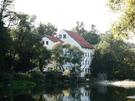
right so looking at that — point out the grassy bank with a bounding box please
[0,80,36,90]
[0,72,38,90]
[0,71,93,90]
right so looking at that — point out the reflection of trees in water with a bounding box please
[91,85,135,101]
[14,94,34,101]
[0,90,34,101]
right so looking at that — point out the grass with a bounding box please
[0,80,36,90]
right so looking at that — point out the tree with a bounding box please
[107,0,135,38]
[83,24,100,45]
[0,0,14,72]
[51,43,83,73]
[36,22,57,36]
[91,33,135,79]
[11,13,51,72]
[0,0,52,73]
[72,21,86,36]
[32,42,51,72]
[0,0,14,20]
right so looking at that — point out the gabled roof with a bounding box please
[46,35,63,43]
[64,30,94,49]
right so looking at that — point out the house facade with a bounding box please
[42,30,94,77]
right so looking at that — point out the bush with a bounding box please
[30,71,45,85]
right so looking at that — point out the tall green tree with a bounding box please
[0,0,14,72]
[91,34,135,79]
[11,13,51,72]
[36,22,57,36]
[83,24,100,45]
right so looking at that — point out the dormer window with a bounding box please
[46,41,48,45]
[63,34,66,39]
[59,34,62,39]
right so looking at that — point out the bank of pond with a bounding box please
[0,71,93,90]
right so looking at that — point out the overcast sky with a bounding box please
[14,0,119,33]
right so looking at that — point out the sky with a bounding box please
[14,0,119,33]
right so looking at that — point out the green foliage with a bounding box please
[0,0,51,73]
[30,71,46,84]
[91,34,135,79]
[36,22,57,36]
[52,43,83,73]
[10,13,51,72]
[107,0,135,38]
[0,0,13,72]
[10,81,36,90]
[0,80,36,90]
[83,32,100,45]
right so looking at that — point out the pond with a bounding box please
[1,82,135,101]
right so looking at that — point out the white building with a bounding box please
[42,30,94,77]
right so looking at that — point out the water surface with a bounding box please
[1,82,135,101]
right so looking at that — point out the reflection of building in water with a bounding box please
[62,88,74,101]
[33,93,62,101]
[43,93,62,101]
[62,87,91,101]
[33,87,91,101]
[80,87,91,101]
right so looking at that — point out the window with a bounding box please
[46,41,48,45]
[88,69,90,73]
[86,53,87,57]
[59,34,62,39]
[85,60,87,65]
[63,34,66,39]
[85,68,87,72]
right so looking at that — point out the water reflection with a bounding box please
[1,84,135,101]
[33,86,91,101]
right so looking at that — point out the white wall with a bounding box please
[80,87,91,101]
[80,48,93,77]
[57,30,94,77]
[42,37,55,50]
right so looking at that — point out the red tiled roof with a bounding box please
[64,30,94,49]
[46,35,63,43]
